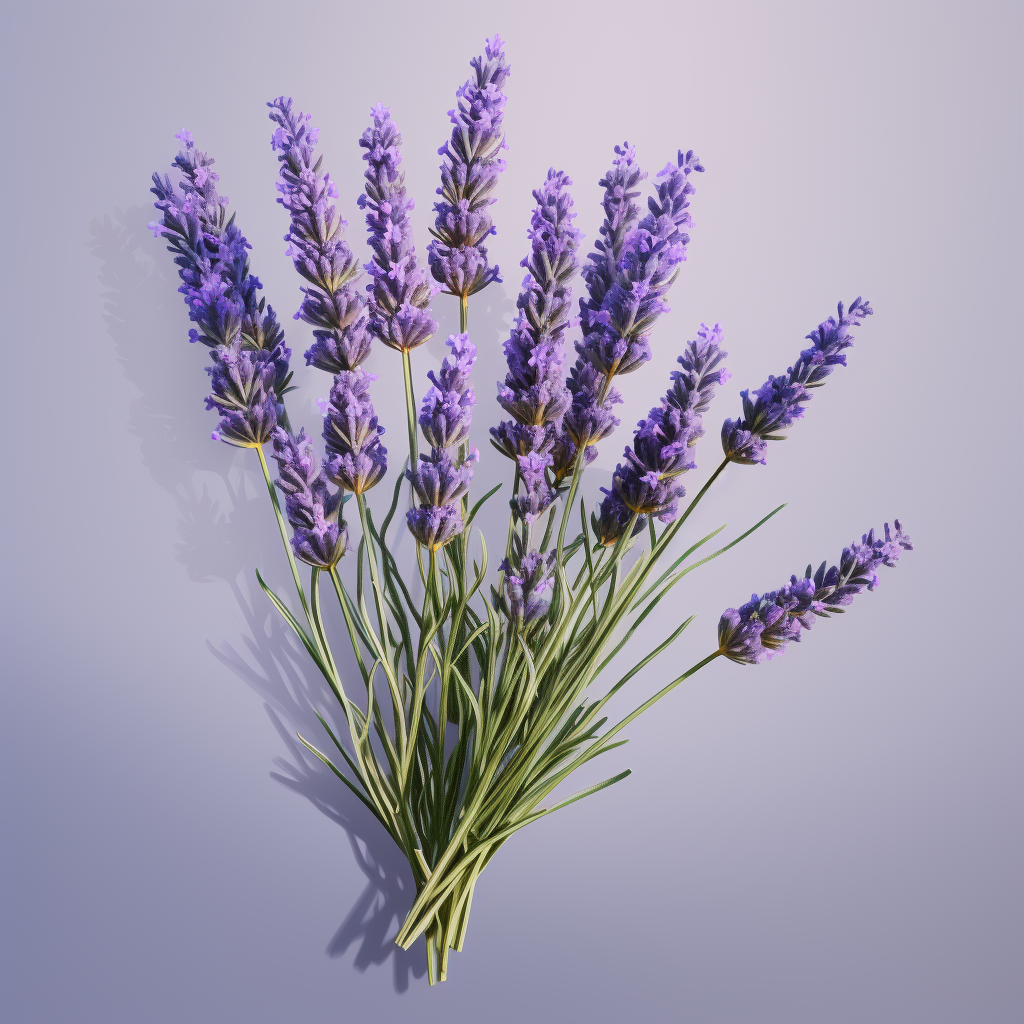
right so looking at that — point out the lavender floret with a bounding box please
[719,520,913,664]
[722,298,872,464]
[419,334,477,449]
[268,97,372,373]
[323,370,388,494]
[271,428,347,568]
[500,551,556,627]
[359,105,438,351]
[427,35,510,298]
[205,341,279,447]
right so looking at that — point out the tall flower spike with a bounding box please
[428,35,510,298]
[500,550,556,628]
[557,149,703,473]
[718,520,913,665]
[594,324,729,545]
[722,298,872,465]
[408,335,478,549]
[359,105,438,352]
[271,428,348,568]
[492,168,581,520]
[150,131,292,441]
[268,97,372,373]
[323,370,388,494]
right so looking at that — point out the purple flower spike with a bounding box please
[359,104,438,352]
[323,370,388,494]
[408,334,477,549]
[151,131,292,440]
[593,323,728,543]
[419,334,477,450]
[428,35,510,298]
[500,551,556,627]
[268,97,372,373]
[407,505,465,551]
[271,428,347,568]
[719,519,912,665]
[514,451,556,522]
[722,298,872,465]
[492,169,580,489]
[556,146,703,469]
[204,341,279,447]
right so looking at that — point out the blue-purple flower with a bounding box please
[271,428,348,568]
[427,35,510,298]
[594,324,728,544]
[718,520,913,664]
[557,148,703,472]
[268,97,372,374]
[500,551,556,628]
[151,131,292,441]
[407,334,478,549]
[322,370,388,494]
[722,298,872,465]
[492,168,581,520]
[359,104,438,352]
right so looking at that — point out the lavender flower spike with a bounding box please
[359,105,438,352]
[151,131,292,440]
[594,324,729,544]
[722,298,872,465]
[271,428,348,568]
[557,148,704,473]
[323,370,388,494]
[718,519,912,665]
[408,334,478,549]
[268,97,372,373]
[428,35,510,299]
[500,551,556,628]
[492,168,581,520]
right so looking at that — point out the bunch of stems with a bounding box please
[247,290,777,984]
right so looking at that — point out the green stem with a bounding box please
[459,293,468,334]
[255,445,309,617]
[401,348,419,467]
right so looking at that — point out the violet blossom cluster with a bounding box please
[359,105,438,352]
[721,298,873,465]
[718,520,913,665]
[500,550,556,629]
[491,168,581,522]
[150,131,292,446]
[271,429,348,568]
[594,324,730,545]
[408,335,478,550]
[428,35,510,299]
[557,148,704,474]
[323,370,388,495]
[268,97,372,374]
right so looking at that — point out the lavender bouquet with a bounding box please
[149,36,912,984]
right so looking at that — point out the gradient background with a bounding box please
[2,1,1021,1020]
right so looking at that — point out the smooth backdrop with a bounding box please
[1,1,1021,1021]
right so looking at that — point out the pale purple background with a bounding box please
[2,1,1021,1020]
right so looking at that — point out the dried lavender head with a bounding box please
[268,97,372,372]
[500,550,556,626]
[719,520,912,664]
[419,334,477,450]
[428,35,510,298]
[271,428,347,568]
[722,298,872,464]
[492,169,579,469]
[323,370,388,493]
[359,104,438,351]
